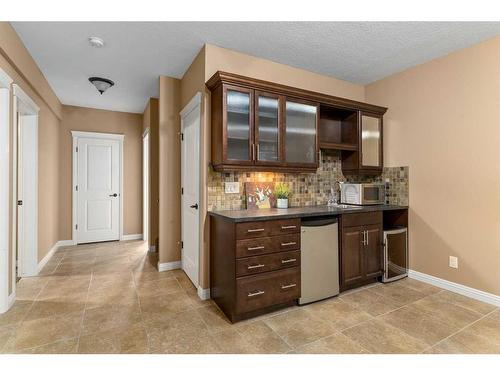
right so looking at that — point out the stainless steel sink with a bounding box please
[328,204,363,209]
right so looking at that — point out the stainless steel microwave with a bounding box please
[340,183,385,205]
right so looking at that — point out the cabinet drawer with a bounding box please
[236,233,300,258]
[236,250,300,277]
[236,218,300,239]
[342,211,382,228]
[235,267,300,314]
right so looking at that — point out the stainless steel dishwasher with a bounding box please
[299,216,339,305]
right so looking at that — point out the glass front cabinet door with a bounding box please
[255,91,282,166]
[223,85,253,165]
[284,99,319,167]
[360,112,383,170]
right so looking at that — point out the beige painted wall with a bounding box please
[204,44,365,102]
[366,36,500,295]
[142,98,159,249]
[1,24,62,295]
[158,77,182,264]
[59,105,143,239]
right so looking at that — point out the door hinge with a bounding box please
[76,146,78,152]
[17,200,23,206]
[75,185,78,191]
[75,224,78,230]
[181,241,183,249]
[180,133,184,141]
[181,187,184,195]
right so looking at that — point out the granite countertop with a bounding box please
[208,204,408,222]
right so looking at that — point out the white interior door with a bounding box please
[76,136,121,244]
[181,94,201,287]
[143,131,149,243]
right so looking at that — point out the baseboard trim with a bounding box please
[57,239,76,247]
[37,242,59,273]
[197,286,210,300]
[408,270,500,307]
[122,234,143,241]
[158,261,182,272]
[0,291,15,314]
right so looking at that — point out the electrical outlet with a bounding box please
[449,256,458,269]
[224,182,239,194]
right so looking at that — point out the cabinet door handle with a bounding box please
[247,290,265,297]
[366,231,369,246]
[247,228,265,233]
[281,258,297,264]
[247,245,265,251]
[247,264,265,270]
[361,231,366,245]
[281,283,297,290]
[281,242,296,247]
[281,225,296,229]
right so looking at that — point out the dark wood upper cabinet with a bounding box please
[339,111,384,176]
[254,91,283,167]
[207,72,387,173]
[283,98,319,169]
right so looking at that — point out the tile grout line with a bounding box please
[75,265,94,352]
[422,307,499,354]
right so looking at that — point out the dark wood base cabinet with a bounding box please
[210,216,301,322]
[340,212,383,291]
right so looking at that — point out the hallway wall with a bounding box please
[59,105,144,239]
[0,22,62,295]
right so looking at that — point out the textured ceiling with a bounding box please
[12,22,500,113]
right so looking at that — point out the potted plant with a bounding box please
[274,183,291,209]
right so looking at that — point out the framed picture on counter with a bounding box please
[245,182,276,209]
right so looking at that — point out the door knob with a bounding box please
[190,203,199,209]
[109,193,118,197]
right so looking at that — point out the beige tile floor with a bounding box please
[1,240,499,354]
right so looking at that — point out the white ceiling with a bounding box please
[12,22,500,113]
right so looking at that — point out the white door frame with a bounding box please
[0,69,13,313]
[12,84,39,280]
[142,128,150,243]
[180,92,202,291]
[72,131,124,244]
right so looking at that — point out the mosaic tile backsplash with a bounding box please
[207,150,408,211]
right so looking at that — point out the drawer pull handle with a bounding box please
[247,264,265,270]
[247,246,265,251]
[281,283,297,290]
[281,225,297,229]
[247,228,265,233]
[281,258,297,264]
[281,242,297,247]
[247,290,265,297]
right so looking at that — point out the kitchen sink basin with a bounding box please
[329,204,363,209]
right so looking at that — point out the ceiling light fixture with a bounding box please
[88,36,105,48]
[89,77,114,95]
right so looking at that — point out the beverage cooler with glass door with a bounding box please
[382,227,408,282]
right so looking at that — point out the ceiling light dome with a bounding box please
[88,36,105,48]
[89,77,114,95]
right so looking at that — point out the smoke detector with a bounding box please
[88,36,105,48]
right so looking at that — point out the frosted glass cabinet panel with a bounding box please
[226,89,252,161]
[361,114,382,167]
[285,100,318,164]
[255,93,280,163]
